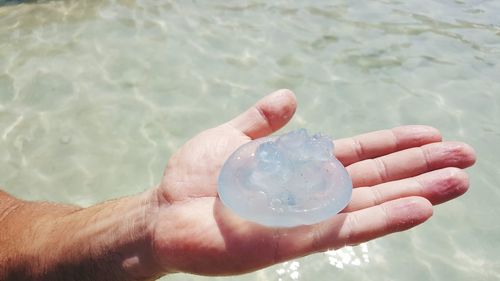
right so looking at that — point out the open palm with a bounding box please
[150,90,475,276]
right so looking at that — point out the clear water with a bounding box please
[1,0,499,280]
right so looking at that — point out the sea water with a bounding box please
[0,1,499,281]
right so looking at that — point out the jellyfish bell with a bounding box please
[217,129,353,227]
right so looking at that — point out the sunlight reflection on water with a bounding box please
[325,243,370,269]
[1,0,499,280]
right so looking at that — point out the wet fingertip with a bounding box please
[419,125,442,141]
[442,141,477,168]
[264,89,297,110]
[455,168,470,195]
[461,142,477,167]
[405,196,433,217]
[258,89,297,130]
[441,167,470,196]
[274,88,296,100]
[385,197,433,231]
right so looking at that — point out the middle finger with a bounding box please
[347,141,476,187]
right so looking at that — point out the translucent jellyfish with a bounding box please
[217,129,353,227]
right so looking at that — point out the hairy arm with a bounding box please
[0,190,161,281]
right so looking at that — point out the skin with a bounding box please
[0,89,476,281]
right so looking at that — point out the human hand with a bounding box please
[148,89,476,277]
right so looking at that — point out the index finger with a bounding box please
[334,125,442,166]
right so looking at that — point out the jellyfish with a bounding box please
[217,129,353,227]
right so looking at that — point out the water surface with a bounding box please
[1,1,499,280]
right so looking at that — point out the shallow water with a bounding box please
[1,0,499,280]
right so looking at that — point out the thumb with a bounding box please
[227,89,297,139]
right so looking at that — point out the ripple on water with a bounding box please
[1,1,499,281]
[17,71,73,110]
[0,74,15,104]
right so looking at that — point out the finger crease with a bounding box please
[345,213,359,246]
[253,105,273,133]
[421,147,433,171]
[389,129,399,150]
[371,187,384,206]
[352,137,365,162]
[374,158,389,183]
[311,226,324,253]
[379,203,392,232]
[413,177,426,197]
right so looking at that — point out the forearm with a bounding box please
[0,191,79,279]
[0,190,163,281]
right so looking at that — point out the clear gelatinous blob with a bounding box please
[217,129,353,227]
